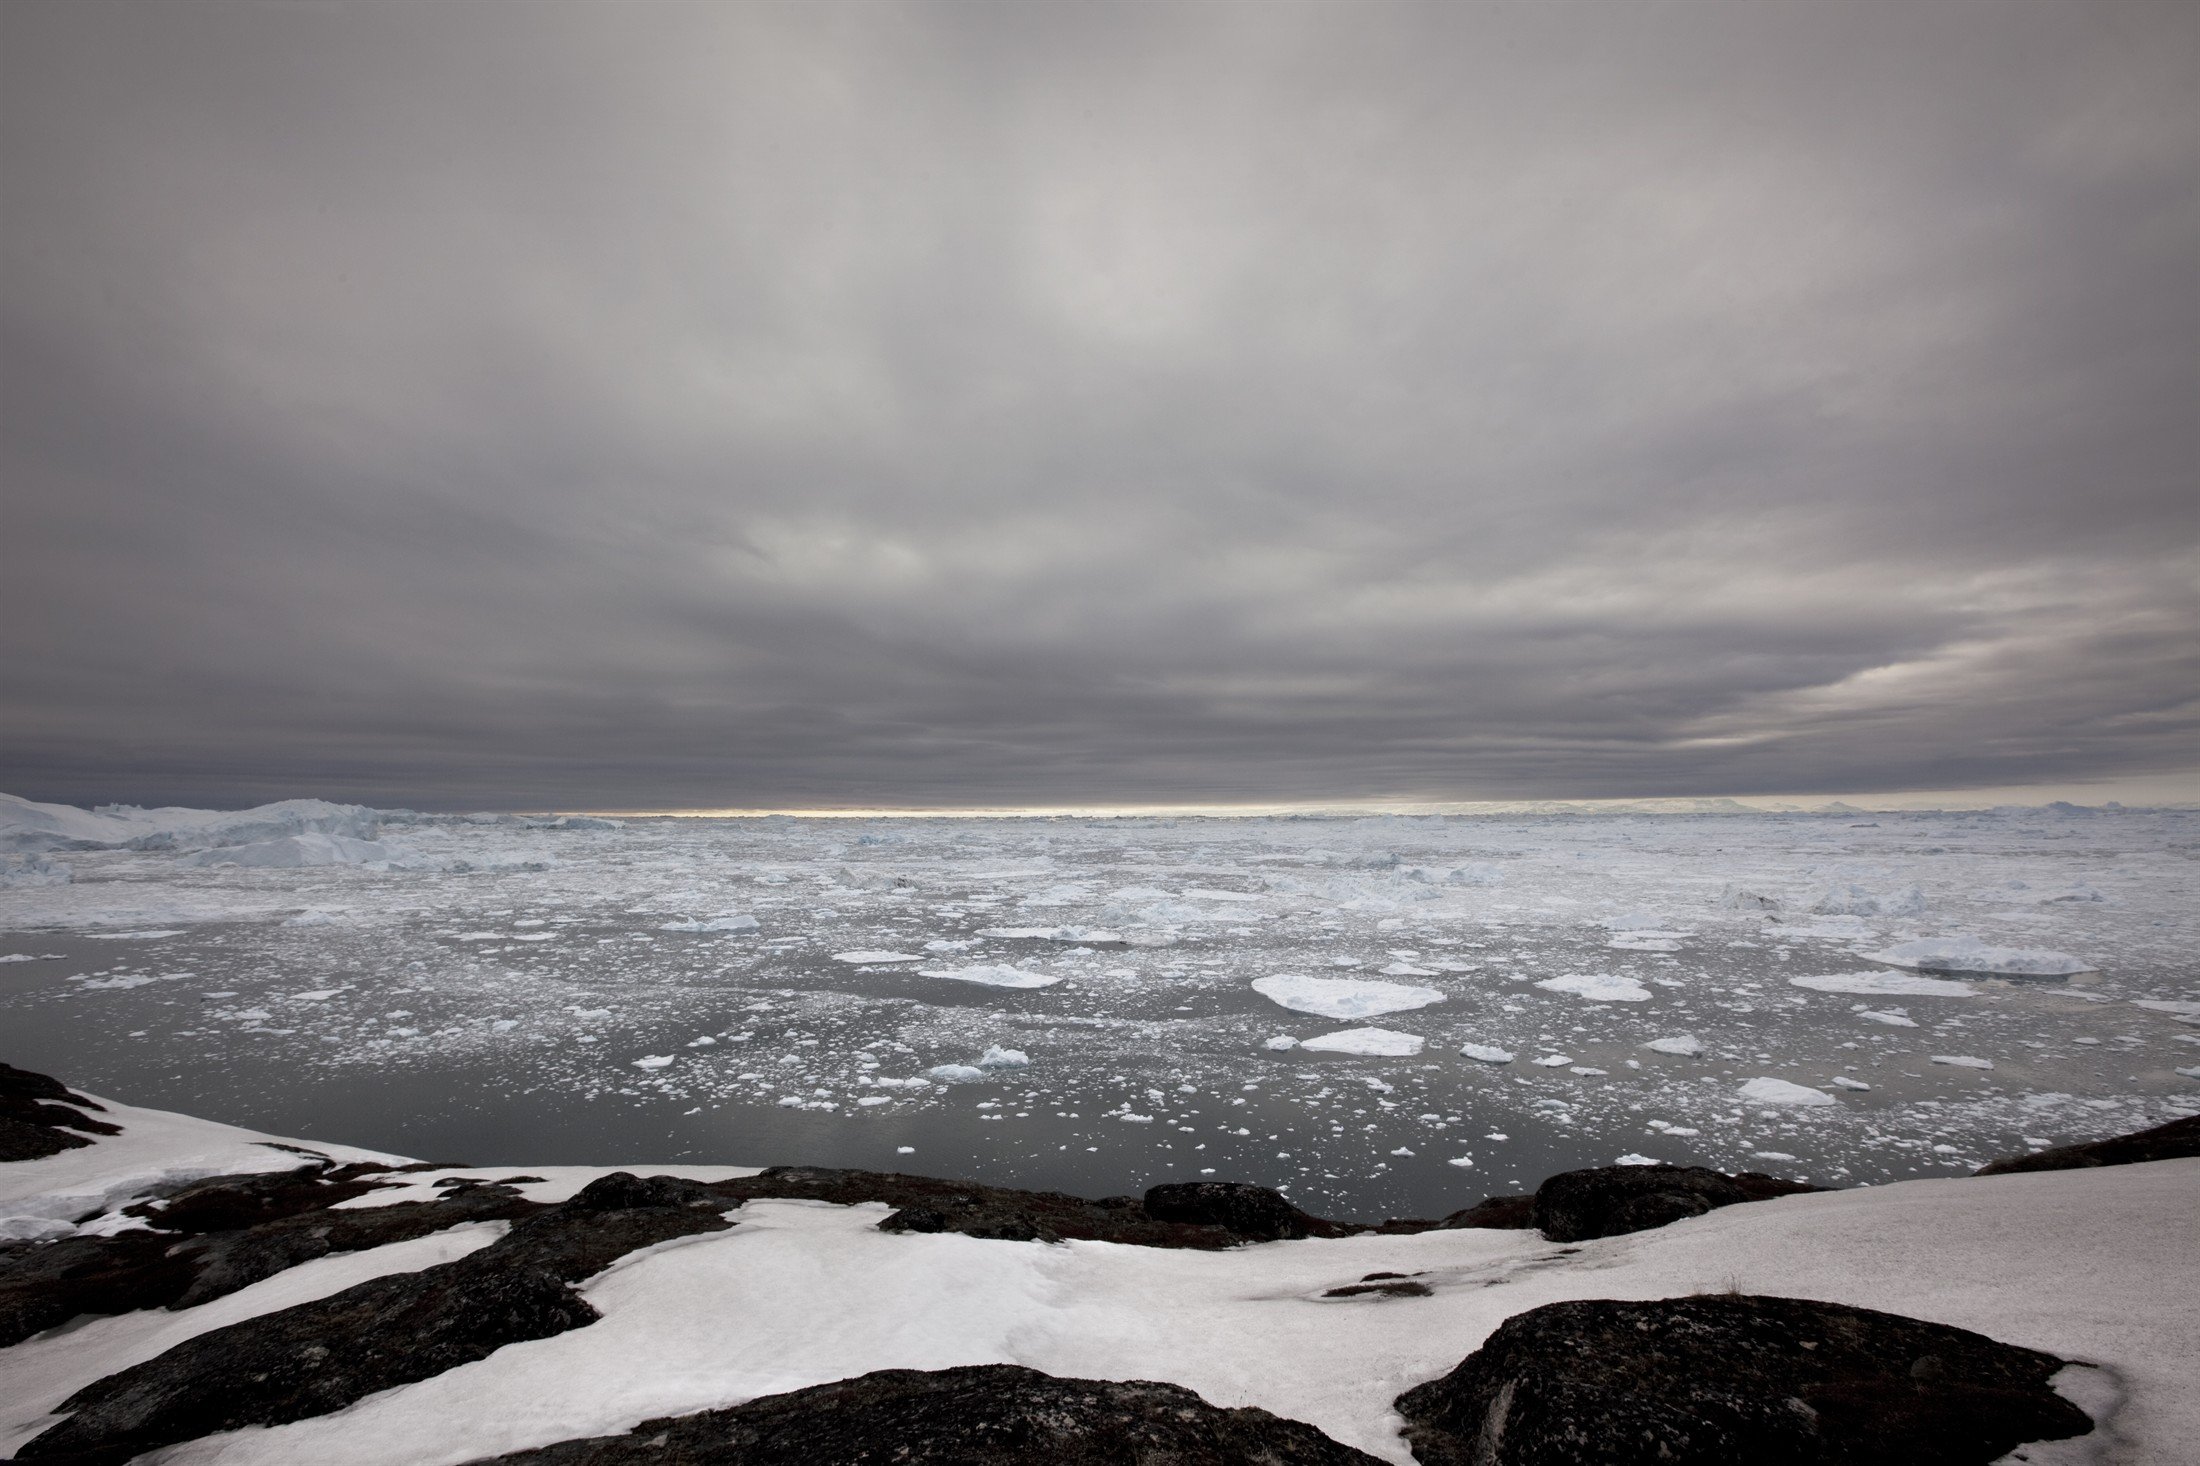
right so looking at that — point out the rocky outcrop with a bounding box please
[1530,1165,1823,1242]
[1976,1114,2200,1175]
[0,1062,120,1161]
[18,1173,734,1466]
[0,1162,535,1346]
[1394,1294,2092,1465]
[709,1166,1356,1247]
[463,1363,1387,1465]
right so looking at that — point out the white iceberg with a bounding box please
[1739,1077,1837,1107]
[1790,971,1975,997]
[1458,1043,1514,1064]
[918,964,1061,989]
[1865,937,2094,977]
[1250,974,1444,1020]
[1535,974,1652,1002]
[1645,1035,1704,1057]
[1298,1028,1424,1057]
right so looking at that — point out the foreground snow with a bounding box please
[1,1094,2193,1465]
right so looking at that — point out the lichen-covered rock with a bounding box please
[1394,1294,2091,1465]
[1530,1164,1822,1242]
[464,1363,1386,1464]
[1975,1115,2200,1175]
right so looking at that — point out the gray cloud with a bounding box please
[4,0,2195,809]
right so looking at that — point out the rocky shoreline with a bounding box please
[3,1061,2193,1464]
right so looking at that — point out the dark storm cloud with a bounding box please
[3,0,2194,809]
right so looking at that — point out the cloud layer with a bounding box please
[3,0,2194,808]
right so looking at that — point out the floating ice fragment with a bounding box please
[659,915,760,933]
[1790,971,1975,997]
[831,950,923,964]
[926,1064,987,1083]
[1300,1028,1425,1057]
[1264,1035,1299,1050]
[1458,1043,1514,1064]
[1535,973,1652,1002]
[1829,1076,1872,1091]
[1446,1156,1475,1168]
[632,1055,674,1070]
[1614,1153,1661,1166]
[917,964,1061,988]
[1250,973,1444,1020]
[1533,1054,1573,1067]
[1738,1077,1836,1107]
[1645,1035,1704,1056]
[1864,937,2094,977]
[978,1046,1030,1068]
[1930,1055,1994,1070]
[1857,1009,1918,1027]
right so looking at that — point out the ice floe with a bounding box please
[1865,937,2095,976]
[1739,1077,1837,1107]
[1534,973,1653,1002]
[1298,1028,1424,1057]
[1249,973,1444,1019]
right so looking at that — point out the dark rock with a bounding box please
[1531,1165,1823,1242]
[18,1172,732,1466]
[710,1166,1357,1248]
[1437,1194,1536,1230]
[1323,1276,1434,1299]
[1,1062,120,1161]
[0,1161,533,1346]
[462,1363,1386,1464]
[1394,1294,2092,1466]
[1142,1180,1317,1240]
[1976,1115,2200,1175]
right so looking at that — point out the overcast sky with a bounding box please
[3,0,2194,812]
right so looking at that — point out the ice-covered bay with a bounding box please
[3,801,2194,1219]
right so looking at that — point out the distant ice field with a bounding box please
[4,806,2195,1220]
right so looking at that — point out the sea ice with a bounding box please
[1645,1035,1704,1056]
[830,951,923,964]
[1249,974,1444,1020]
[977,1046,1029,1069]
[917,964,1061,989]
[1864,937,2095,977]
[1535,973,1653,1002]
[632,1055,675,1070]
[1790,971,1975,997]
[1298,1028,1424,1057]
[660,916,760,933]
[1739,1077,1837,1107]
[1930,1055,1994,1070]
[1458,1043,1514,1064]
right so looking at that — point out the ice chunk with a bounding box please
[918,964,1062,989]
[1645,1035,1704,1056]
[1790,971,1975,997]
[830,950,923,964]
[1857,1009,1919,1027]
[1250,973,1444,1020]
[1298,1027,1424,1057]
[1930,1055,1994,1070]
[1263,1035,1299,1050]
[1829,1076,1872,1090]
[1739,1077,1837,1107]
[1533,1054,1573,1067]
[1535,973,1653,1002]
[660,915,760,933]
[926,1064,987,1083]
[1864,937,2094,976]
[976,926,1123,943]
[181,833,426,869]
[1458,1043,1514,1064]
[632,1055,675,1070]
[1809,884,1927,917]
[977,1046,1029,1068]
[1719,885,1781,912]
